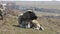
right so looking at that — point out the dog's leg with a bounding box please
[28,22,30,28]
[26,22,30,28]
[39,26,44,30]
[33,23,41,30]
[19,21,26,28]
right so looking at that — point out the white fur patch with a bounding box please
[20,13,23,15]
[32,20,44,30]
[26,22,30,28]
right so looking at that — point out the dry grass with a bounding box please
[0,7,60,34]
[0,14,60,34]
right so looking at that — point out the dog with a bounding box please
[18,10,44,30]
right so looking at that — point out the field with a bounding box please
[0,11,60,34]
[0,1,60,34]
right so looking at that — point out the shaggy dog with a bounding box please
[18,10,44,30]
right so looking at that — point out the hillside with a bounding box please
[0,8,60,34]
[0,1,60,34]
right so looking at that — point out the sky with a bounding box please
[2,0,52,1]
[0,0,60,1]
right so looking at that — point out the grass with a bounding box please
[0,15,60,34]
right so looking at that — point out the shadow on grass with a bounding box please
[12,25,26,29]
[13,25,20,27]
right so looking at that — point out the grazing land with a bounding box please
[0,1,60,34]
[0,10,60,34]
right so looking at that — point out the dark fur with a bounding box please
[18,11,38,28]
[0,10,3,20]
[21,11,37,20]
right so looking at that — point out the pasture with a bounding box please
[0,12,60,34]
[0,2,60,34]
